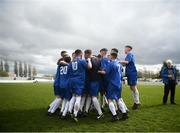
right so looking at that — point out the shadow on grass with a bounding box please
[0,107,113,132]
[139,103,180,110]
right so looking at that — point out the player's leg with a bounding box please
[59,99,67,115]
[113,100,118,112]
[130,85,140,109]
[79,95,86,113]
[108,99,119,122]
[85,96,91,114]
[61,100,70,119]
[117,98,128,120]
[90,81,103,119]
[49,98,57,108]
[73,95,81,122]
[50,96,62,113]
[48,84,61,113]
[121,98,129,112]
[92,96,103,119]
[68,95,76,114]
[106,83,119,121]
[48,98,58,113]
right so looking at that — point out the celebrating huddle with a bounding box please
[47,46,140,122]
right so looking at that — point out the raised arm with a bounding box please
[87,58,92,69]
[59,60,68,65]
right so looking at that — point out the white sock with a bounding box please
[51,98,61,113]
[80,96,86,112]
[118,99,126,113]
[109,102,117,116]
[62,101,70,116]
[49,98,57,107]
[113,100,118,111]
[92,97,102,115]
[104,95,108,105]
[48,98,58,112]
[68,96,76,113]
[74,96,81,117]
[121,98,128,111]
[85,97,91,113]
[60,99,67,113]
[135,90,140,104]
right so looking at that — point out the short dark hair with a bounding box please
[96,54,102,58]
[64,56,71,63]
[84,49,92,55]
[110,52,117,58]
[100,48,108,52]
[125,45,133,49]
[74,49,82,56]
[111,48,118,53]
[61,50,67,56]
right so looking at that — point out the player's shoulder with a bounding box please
[127,52,133,56]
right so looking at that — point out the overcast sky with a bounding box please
[0,0,179,74]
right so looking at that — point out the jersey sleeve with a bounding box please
[101,57,108,70]
[104,62,112,75]
[81,59,88,69]
[125,53,133,62]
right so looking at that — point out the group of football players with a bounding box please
[47,45,140,122]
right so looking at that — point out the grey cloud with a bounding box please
[0,0,180,74]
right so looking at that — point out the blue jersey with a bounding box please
[101,56,110,81]
[101,56,109,70]
[125,52,137,75]
[59,64,69,88]
[68,57,88,88]
[105,59,123,88]
[54,65,60,88]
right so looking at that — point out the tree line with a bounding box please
[0,59,37,78]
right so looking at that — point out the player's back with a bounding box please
[108,59,122,88]
[68,57,87,87]
[59,64,69,89]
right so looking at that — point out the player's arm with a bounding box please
[98,62,111,75]
[87,58,92,69]
[120,53,132,65]
[120,60,129,65]
[98,70,106,75]
[59,61,68,65]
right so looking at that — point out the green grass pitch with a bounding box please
[0,83,180,132]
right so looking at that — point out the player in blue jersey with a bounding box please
[83,49,104,119]
[111,48,129,113]
[47,51,68,115]
[99,48,109,109]
[57,56,73,119]
[68,49,92,122]
[120,45,140,110]
[99,52,128,122]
